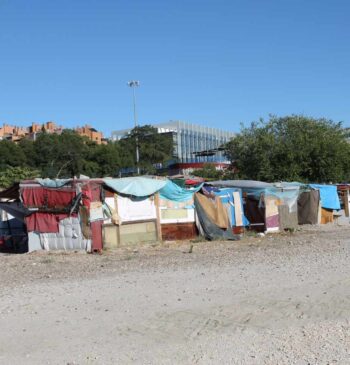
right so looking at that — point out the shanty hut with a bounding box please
[157,180,202,241]
[102,177,166,248]
[207,180,300,232]
[308,184,341,224]
[0,183,29,253]
[337,184,350,223]
[201,185,249,234]
[21,178,106,252]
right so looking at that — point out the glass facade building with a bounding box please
[111,121,235,163]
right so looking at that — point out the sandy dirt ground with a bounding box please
[1,225,350,364]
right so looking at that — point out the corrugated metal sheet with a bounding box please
[28,217,91,252]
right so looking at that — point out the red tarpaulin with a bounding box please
[82,182,101,208]
[22,188,76,208]
[185,179,204,186]
[25,212,78,233]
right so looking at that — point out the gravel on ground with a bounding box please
[1,225,350,364]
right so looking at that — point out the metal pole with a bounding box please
[132,86,140,175]
[132,85,137,127]
[128,81,140,175]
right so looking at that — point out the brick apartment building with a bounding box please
[0,121,106,144]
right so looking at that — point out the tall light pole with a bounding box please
[128,80,140,175]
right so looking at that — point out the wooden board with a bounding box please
[278,205,298,230]
[342,190,350,217]
[103,221,158,249]
[102,224,119,249]
[161,222,197,241]
[154,193,162,241]
[233,191,243,226]
[119,221,157,246]
[321,208,334,224]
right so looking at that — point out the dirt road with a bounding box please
[1,226,350,364]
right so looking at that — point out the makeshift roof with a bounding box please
[207,180,300,212]
[309,184,340,210]
[0,183,20,201]
[103,176,167,197]
[207,180,273,189]
[159,180,203,202]
[35,178,71,188]
[0,202,31,221]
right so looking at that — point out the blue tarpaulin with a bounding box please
[208,180,300,212]
[212,188,249,227]
[103,177,167,197]
[309,184,340,210]
[159,181,203,202]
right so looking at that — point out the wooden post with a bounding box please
[114,193,121,247]
[344,190,350,217]
[154,193,162,243]
[233,191,243,227]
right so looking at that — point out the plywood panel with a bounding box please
[160,208,195,224]
[321,208,334,224]
[278,205,298,230]
[233,191,243,226]
[102,224,119,249]
[119,221,157,245]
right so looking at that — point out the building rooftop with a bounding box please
[111,120,235,139]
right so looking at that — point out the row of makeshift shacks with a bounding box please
[0,177,347,253]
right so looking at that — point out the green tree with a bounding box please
[193,163,223,180]
[225,115,350,183]
[33,130,89,178]
[120,125,173,173]
[85,142,121,177]
[18,138,37,168]
[0,140,27,169]
[0,166,40,189]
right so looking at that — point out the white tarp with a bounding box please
[116,195,157,223]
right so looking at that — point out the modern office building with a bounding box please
[111,121,235,165]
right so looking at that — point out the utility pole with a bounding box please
[127,80,140,175]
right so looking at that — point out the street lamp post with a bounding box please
[127,80,140,175]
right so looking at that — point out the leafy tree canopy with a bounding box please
[34,130,89,178]
[0,140,26,169]
[193,163,223,180]
[0,166,40,189]
[0,126,174,182]
[120,125,173,173]
[225,115,350,183]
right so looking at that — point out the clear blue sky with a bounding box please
[0,0,349,137]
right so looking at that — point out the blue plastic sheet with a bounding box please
[212,188,249,227]
[209,181,300,213]
[159,181,203,202]
[309,184,340,210]
[103,177,167,197]
[36,178,71,188]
